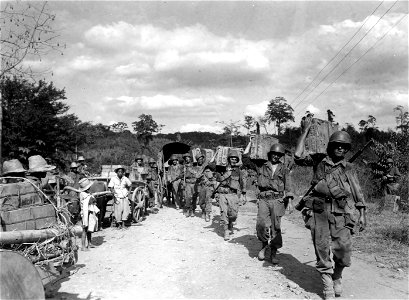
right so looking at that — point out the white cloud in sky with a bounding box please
[244,101,269,117]
[41,4,407,133]
[179,123,222,133]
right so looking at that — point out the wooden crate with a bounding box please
[249,134,279,161]
[0,204,57,232]
[0,182,44,211]
[304,118,339,155]
[215,146,242,166]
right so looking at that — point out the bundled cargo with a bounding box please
[191,148,214,163]
[0,181,44,211]
[215,146,242,166]
[247,134,279,161]
[303,118,339,155]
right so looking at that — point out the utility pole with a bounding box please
[0,93,3,165]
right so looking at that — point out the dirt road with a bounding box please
[51,192,408,299]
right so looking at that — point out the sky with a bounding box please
[15,1,409,133]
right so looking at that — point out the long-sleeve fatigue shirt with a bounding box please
[257,161,293,198]
[168,164,183,182]
[295,154,366,214]
[216,167,246,194]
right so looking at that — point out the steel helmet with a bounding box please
[328,131,351,150]
[386,158,394,164]
[149,158,156,164]
[268,143,285,156]
[70,162,78,168]
[228,149,240,160]
[183,152,192,159]
[169,154,178,162]
[77,156,85,162]
[135,155,143,161]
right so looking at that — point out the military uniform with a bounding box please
[256,159,293,257]
[168,157,183,209]
[199,168,216,221]
[294,130,367,299]
[146,160,160,210]
[216,150,246,240]
[381,160,401,196]
[181,153,198,217]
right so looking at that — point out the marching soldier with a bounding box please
[215,149,246,240]
[381,158,401,197]
[182,152,198,217]
[294,121,367,300]
[256,143,294,264]
[146,158,160,213]
[201,165,217,222]
[194,151,208,219]
[168,154,183,210]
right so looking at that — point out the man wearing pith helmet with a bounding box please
[108,165,132,229]
[26,155,56,189]
[1,159,27,183]
[256,143,294,264]
[215,149,246,240]
[77,155,88,177]
[295,123,367,300]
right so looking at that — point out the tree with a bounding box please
[216,120,240,147]
[0,1,63,78]
[265,96,295,135]
[110,122,128,133]
[132,114,164,147]
[1,76,77,166]
[242,115,255,135]
[358,115,378,132]
[394,105,409,133]
[257,116,269,134]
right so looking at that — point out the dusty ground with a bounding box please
[50,192,408,299]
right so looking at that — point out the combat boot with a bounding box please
[222,225,229,241]
[228,221,234,235]
[184,209,189,217]
[321,273,335,300]
[270,247,279,264]
[190,209,194,217]
[201,211,206,219]
[205,213,210,222]
[332,264,344,297]
[258,242,269,261]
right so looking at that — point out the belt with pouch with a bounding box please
[258,190,284,200]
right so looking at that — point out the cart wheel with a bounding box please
[132,187,145,222]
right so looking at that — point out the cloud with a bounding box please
[244,101,269,117]
[179,123,222,133]
[305,104,321,115]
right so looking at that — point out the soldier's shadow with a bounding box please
[203,215,224,238]
[230,234,322,296]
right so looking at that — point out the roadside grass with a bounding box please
[288,165,409,270]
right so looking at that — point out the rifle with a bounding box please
[295,139,373,211]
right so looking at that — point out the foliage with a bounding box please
[265,96,294,135]
[1,76,77,167]
[358,115,378,131]
[242,115,255,135]
[0,1,63,78]
[110,122,128,133]
[132,114,164,146]
[394,105,409,133]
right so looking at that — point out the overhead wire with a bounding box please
[292,0,399,112]
[289,0,384,106]
[294,12,408,119]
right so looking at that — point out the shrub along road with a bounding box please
[52,192,408,299]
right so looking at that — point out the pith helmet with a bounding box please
[2,159,26,175]
[79,178,93,192]
[77,156,85,162]
[135,155,143,161]
[268,143,285,156]
[149,158,156,164]
[386,158,394,163]
[70,162,78,169]
[228,149,240,160]
[28,155,56,173]
[114,165,126,173]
